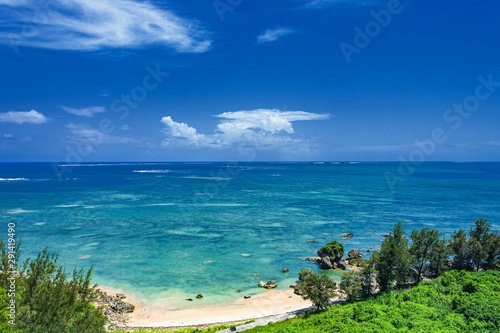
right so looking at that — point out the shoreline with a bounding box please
[97,285,320,328]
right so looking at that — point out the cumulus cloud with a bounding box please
[60,105,106,117]
[0,110,48,124]
[161,109,330,151]
[257,28,295,44]
[0,0,211,53]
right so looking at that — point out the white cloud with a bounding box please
[66,122,149,148]
[0,110,48,124]
[60,105,106,117]
[257,28,295,44]
[161,109,330,151]
[0,0,211,53]
[304,0,381,9]
[487,141,500,147]
[3,134,13,138]
[121,125,130,131]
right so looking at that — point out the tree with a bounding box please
[427,238,450,278]
[469,218,491,272]
[0,240,107,333]
[449,229,471,271]
[409,227,443,284]
[374,221,410,292]
[296,269,337,311]
[339,270,361,301]
[359,257,377,297]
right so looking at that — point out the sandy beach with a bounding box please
[98,285,318,328]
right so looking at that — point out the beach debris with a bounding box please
[240,253,250,257]
[305,257,321,262]
[78,255,91,260]
[253,273,260,276]
[186,298,193,301]
[244,295,251,299]
[282,267,289,273]
[196,294,203,299]
[307,240,318,243]
[258,280,277,289]
[203,260,213,264]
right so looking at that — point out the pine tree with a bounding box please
[409,227,443,284]
[374,221,410,292]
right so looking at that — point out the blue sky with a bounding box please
[0,0,499,162]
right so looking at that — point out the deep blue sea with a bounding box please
[1,162,499,309]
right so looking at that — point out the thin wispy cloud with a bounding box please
[304,0,382,9]
[60,106,107,117]
[257,28,295,44]
[0,110,48,124]
[3,134,14,138]
[0,0,211,53]
[161,109,330,151]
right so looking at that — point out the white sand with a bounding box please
[98,286,317,327]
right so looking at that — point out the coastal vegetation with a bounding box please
[247,269,500,332]
[0,239,107,333]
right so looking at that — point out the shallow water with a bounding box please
[1,162,499,309]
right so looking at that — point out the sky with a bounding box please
[0,0,499,162]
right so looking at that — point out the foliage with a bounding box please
[339,270,361,301]
[0,239,107,333]
[123,322,251,333]
[449,218,500,272]
[409,227,444,284]
[374,221,410,292]
[296,269,337,311]
[245,270,500,333]
[317,241,344,258]
[359,257,377,297]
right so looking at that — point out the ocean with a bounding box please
[1,162,499,309]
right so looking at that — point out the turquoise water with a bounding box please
[1,162,499,309]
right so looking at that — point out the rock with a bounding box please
[237,290,241,293]
[294,286,303,295]
[337,259,347,270]
[244,295,251,299]
[289,284,296,288]
[348,249,362,260]
[116,293,126,299]
[111,301,135,313]
[259,280,277,289]
[305,257,321,262]
[230,326,237,332]
[370,230,376,232]
[282,267,289,273]
[253,273,260,276]
[196,294,203,299]
[296,257,303,260]
[240,253,250,257]
[186,298,193,301]
[319,257,333,269]
[307,240,318,243]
